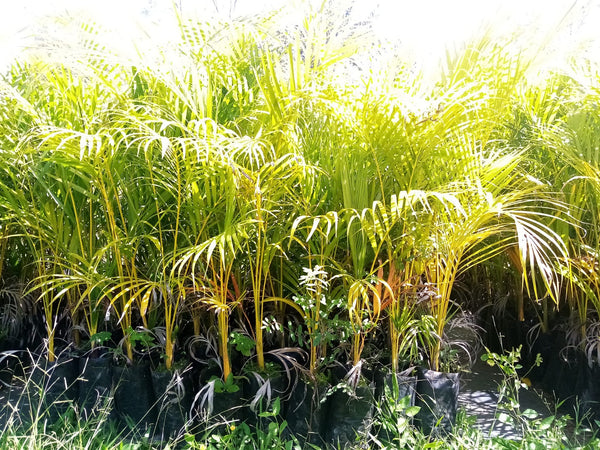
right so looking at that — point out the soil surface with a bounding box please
[459,357,552,439]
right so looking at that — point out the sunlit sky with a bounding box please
[1,0,599,72]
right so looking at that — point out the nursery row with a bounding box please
[2,346,598,449]
[0,349,457,447]
[1,1,600,424]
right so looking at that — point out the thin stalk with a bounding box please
[542,296,549,334]
[352,333,362,367]
[162,147,184,370]
[193,317,201,336]
[0,226,8,277]
[96,167,133,362]
[389,317,399,373]
[217,259,233,380]
[429,250,459,372]
[250,189,266,371]
[218,306,231,381]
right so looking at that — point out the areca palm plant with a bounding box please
[0,56,130,361]
[518,65,600,349]
[325,33,574,373]
[426,179,568,371]
[171,136,251,380]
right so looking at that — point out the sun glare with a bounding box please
[1,0,598,72]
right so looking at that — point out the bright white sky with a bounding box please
[0,0,599,72]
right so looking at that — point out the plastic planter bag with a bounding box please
[113,361,157,428]
[28,353,79,423]
[324,382,375,447]
[415,367,460,436]
[285,378,328,446]
[78,354,113,419]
